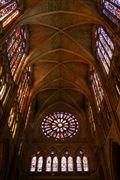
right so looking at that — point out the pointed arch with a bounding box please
[30,156,37,172]
[68,156,73,172]
[37,156,43,172]
[83,156,89,172]
[46,156,52,172]
[76,156,82,172]
[53,156,58,172]
[61,156,67,172]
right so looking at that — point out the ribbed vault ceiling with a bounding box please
[19,0,105,120]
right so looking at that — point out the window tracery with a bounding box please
[95,26,114,74]
[61,156,67,172]
[46,156,52,172]
[30,156,37,172]
[8,100,19,138]
[101,0,120,25]
[76,151,89,172]
[4,25,29,83]
[0,0,19,30]
[37,156,43,172]
[88,103,96,133]
[17,65,32,116]
[0,57,8,101]
[30,150,89,174]
[53,156,58,172]
[91,70,104,111]
[42,112,79,140]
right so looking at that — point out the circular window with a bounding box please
[41,112,79,140]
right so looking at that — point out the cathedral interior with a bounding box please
[0,0,120,180]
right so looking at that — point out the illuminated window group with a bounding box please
[95,26,114,74]
[101,0,120,25]
[4,25,28,82]
[17,66,32,116]
[30,151,89,173]
[91,71,104,111]
[42,112,79,140]
[8,100,19,138]
[0,0,19,29]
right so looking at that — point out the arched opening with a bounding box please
[112,142,120,180]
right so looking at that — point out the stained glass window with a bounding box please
[88,104,96,132]
[30,150,89,174]
[91,71,104,111]
[17,66,32,116]
[37,156,43,172]
[101,0,120,25]
[76,151,89,172]
[83,156,89,172]
[42,112,79,140]
[53,156,58,172]
[61,156,67,172]
[8,100,19,138]
[0,57,7,101]
[95,27,114,74]
[30,156,37,172]
[46,156,52,172]
[76,156,82,172]
[0,1,19,29]
[0,84,6,100]
[68,156,73,172]
[4,26,28,82]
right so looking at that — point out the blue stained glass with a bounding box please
[96,27,114,74]
[110,0,120,6]
[103,9,119,25]
[102,0,120,21]
[100,27,114,50]
[104,1,120,19]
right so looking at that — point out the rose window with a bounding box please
[41,112,79,140]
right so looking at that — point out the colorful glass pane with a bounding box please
[0,1,17,21]
[37,156,43,172]
[95,27,114,74]
[0,0,11,7]
[104,1,120,19]
[110,0,120,6]
[53,156,58,172]
[0,84,6,100]
[42,112,79,140]
[102,0,120,24]
[30,156,37,172]
[76,156,82,172]
[91,71,104,111]
[61,156,67,172]
[88,105,96,132]
[68,156,73,172]
[17,66,31,115]
[83,156,89,172]
[46,156,51,172]
[5,26,28,82]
